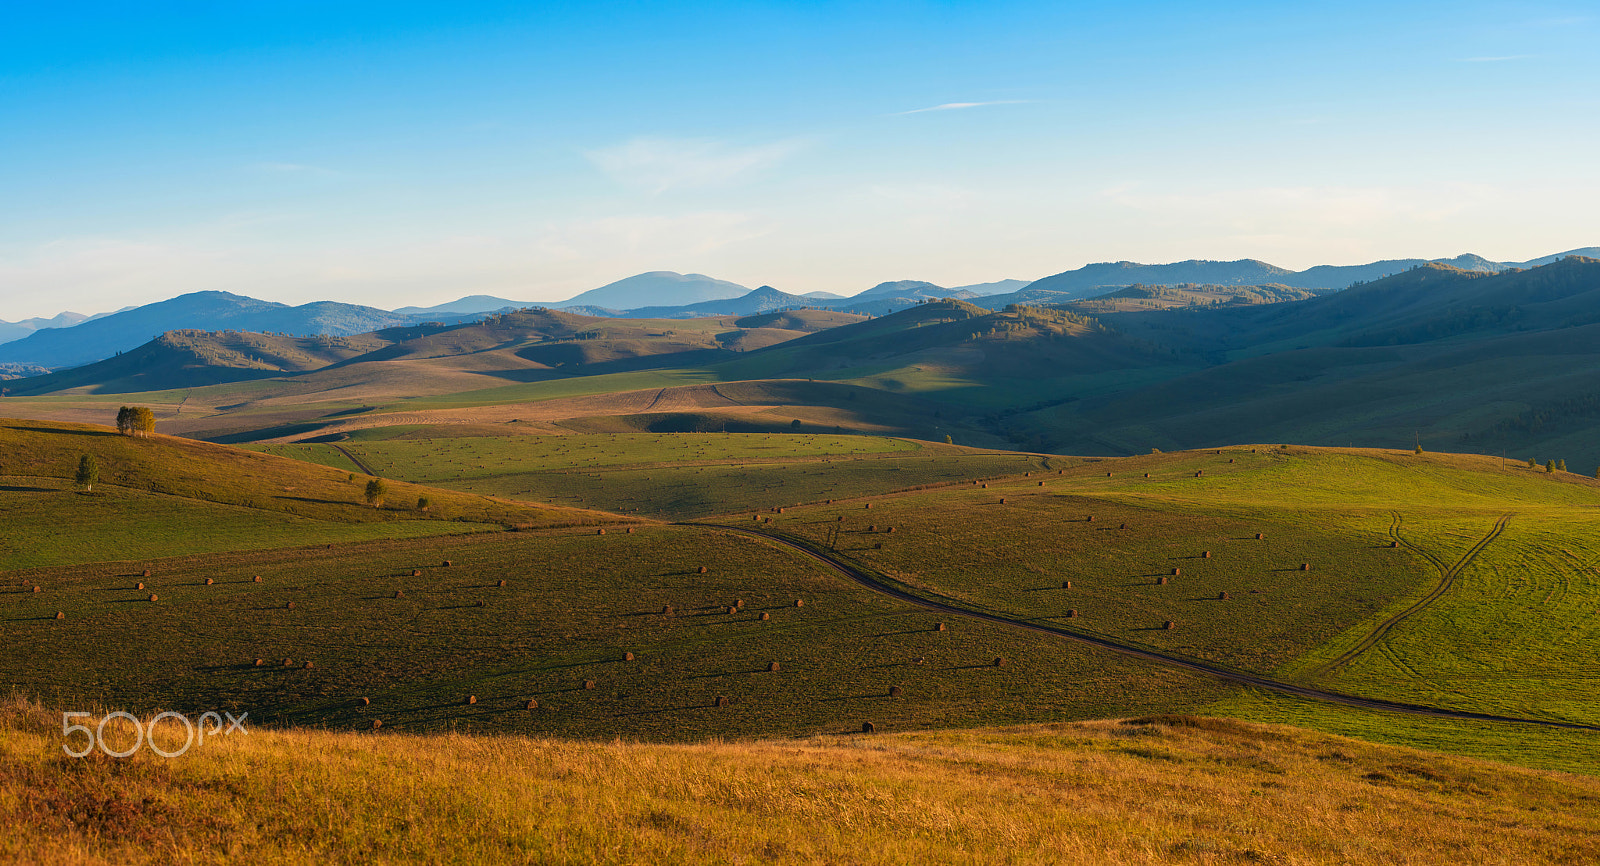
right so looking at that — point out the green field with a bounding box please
[251,433,1059,518]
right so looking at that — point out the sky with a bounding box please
[1,0,1597,319]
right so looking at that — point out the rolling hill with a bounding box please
[552,271,749,310]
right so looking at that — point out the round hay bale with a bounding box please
[1301,563,1311,571]
[1390,540,1400,548]
[1219,591,1230,600]
[993,657,1006,667]
[1025,472,1031,477]
[466,695,477,705]
[371,719,382,730]
[865,502,873,508]
[1106,472,1113,477]
[868,525,877,532]
[913,656,925,665]
[148,594,159,602]
[889,686,902,697]
[136,582,144,590]
[360,697,370,706]
[54,611,64,620]
[286,601,296,609]
[735,598,744,608]
[715,695,729,707]
[777,507,785,514]
[597,528,606,535]
[624,652,635,662]
[1062,580,1072,589]
[142,569,151,578]
[205,577,214,585]
[1067,609,1078,618]
[497,579,507,587]
[304,660,314,669]
[583,680,596,690]
[1202,550,1211,558]
[627,527,634,534]
[1255,533,1264,540]
[254,658,264,666]
[936,622,946,632]
[999,498,1006,504]
[1143,473,1150,478]
[873,542,883,549]
[760,612,770,621]
[662,604,674,615]
[412,569,421,577]
[887,526,896,533]
[526,699,539,710]
[768,661,780,672]
[794,599,804,607]
[1164,621,1176,630]
[1195,471,1203,477]
[727,605,738,615]
[1158,576,1168,585]
[32,585,41,593]
[253,575,262,583]
[1038,481,1044,486]
[697,566,708,574]
[394,590,404,598]
[1229,458,1235,463]
[862,721,876,733]
[442,560,452,567]
[1120,523,1127,530]
[837,516,844,522]
[1173,567,1181,576]
[981,484,987,489]
[282,658,293,666]
[475,600,485,608]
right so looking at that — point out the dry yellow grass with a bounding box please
[4,697,1597,865]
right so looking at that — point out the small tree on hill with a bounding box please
[75,454,99,493]
[364,478,388,507]
[116,406,155,437]
[1557,459,1567,472]
[1528,458,1538,469]
[1546,460,1555,474]
[416,496,430,511]
[944,434,954,445]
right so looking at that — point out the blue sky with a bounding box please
[1,1,1596,318]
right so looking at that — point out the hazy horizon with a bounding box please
[3,1,1596,320]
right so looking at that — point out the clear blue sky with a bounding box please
[2,1,1596,318]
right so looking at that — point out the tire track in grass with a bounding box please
[689,521,1600,732]
[329,444,379,477]
[1307,514,1510,680]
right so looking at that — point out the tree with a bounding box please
[790,419,802,429]
[1546,460,1555,474]
[364,478,388,507]
[1528,458,1538,469]
[944,434,954,445]
[416,496,430,511]
[1558,459,1568,472]
[116,406,155,437]
[75,454,99,493]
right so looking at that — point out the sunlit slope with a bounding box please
[6,703,1598,865]
[0,418,622,569]
[760,445,1600,728]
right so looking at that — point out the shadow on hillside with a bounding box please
[0,484,58,493]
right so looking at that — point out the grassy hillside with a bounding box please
[5,700,1597,864]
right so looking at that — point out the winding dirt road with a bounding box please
[693,522,1600,732]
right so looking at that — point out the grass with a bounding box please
[3,525,1222,740]
[251,433,1060,519]
[5,696,1599,864]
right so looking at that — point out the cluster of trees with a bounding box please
[116,406,155,437]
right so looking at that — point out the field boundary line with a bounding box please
[688,522,1600,733]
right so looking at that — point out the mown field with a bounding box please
[250,433,1059,518]
[6,698,1599,865]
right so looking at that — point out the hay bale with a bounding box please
[1157,576,1168,585]
[54,611,64,620]
[1195,470,1203,477]
[1172,567,1181,576]
[1229,458,1235,463]
[253,575,262,583]
[727,605,738,614]
[205,578,215,585]
[626,527,635,534]
[993,657,1005,667]
[768,661,780,672]
[304,661,314,669]
[1067,609,1078,618]
[999,498,1006,504]
[1120,523,1127,530]
[760,612,770,621]
[624,652,635,662]
[936,622,946,631]
[286,601,296,609]
[149,594,159,602]
[697,566,708,574]
[526,700,539,710]
[371,719,382,730]
[865,502,873,508]
[1301,563,1311,571]
[1061,580,1072,589]
[142,569,151,578]
[31,585,41,593]
[715,695,729,707]
[1164,621,1176,630]
[497,579,507,587]
[1255,533,1264,540]
[1143,473,1150,478]
[136,582,144,590]
[442,560,452,567]
[282,658,293,666]
[662,604,674,615]
[1202,551,1210,559]
[887,526,896,533]
[475,600,485,608]
[254,658,264,666]
[1038,481,1044,486]
[1390,540,1400,548]
[862,721,875,733]
[777,507,785,513]
[466,695,477,705]
[394,590,404,598]
[913,656,925,665]
[794,599,804,607]
[868,525,877,532]
[583,680,596,690]
[412,569,421,577]
[597,528,606,535]
[360,697,370,706]
[889,686,902,697]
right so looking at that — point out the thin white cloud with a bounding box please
[895,100,1029,115]
[584,137,805,194]
[1456,55,1531,62]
